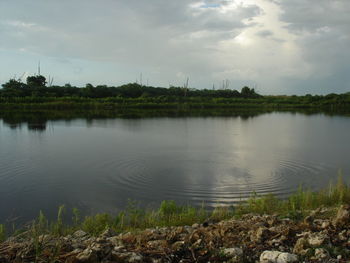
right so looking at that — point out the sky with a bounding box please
[0,0,349,95]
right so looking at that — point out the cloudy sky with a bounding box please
[0,0,349,94]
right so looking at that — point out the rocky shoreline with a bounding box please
[0,205,349,263]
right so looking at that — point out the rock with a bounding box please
[108,236,124,247]
[303,215,314,225]
[276,253,298,263]
[293,237,310,256]
[101,227,117,238]
[112,251,143,262]
[268,235,287,247]
[38,234,51,243]
[73,230,89,239]
[191,238,202,249]
[260,251,298,263]
[307,232,328,247]
[321,220,330,229]
[172,241,185,251]
[332,205,350,227]
[191,223,200,228]
[314,248,329,260]
[252,227,270,242]
[146,240,168,249]
[221,247,243,262]
[338,230,348,241]
[76,248,99,263]
[113,245,125,251]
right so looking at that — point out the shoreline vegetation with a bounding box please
[0,176,350,262]
[1,75,350,110]
[1,175,348,241]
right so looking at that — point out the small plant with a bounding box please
[159,200,179,217]
[52,205,65,235]
[82,214,113,236]
[0,224,6,242]
[37,210,48,234]
[72,207,80,226]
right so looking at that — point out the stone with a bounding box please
[252,227,270,242]
[76,248,99,263]
[321,220,330,229]
[73,230,89,239]
[221,247,243,262]
[191,223,200,228]
[307,232,328,247]
[101,227,117,238]
[171,241,185,251]
[108,236,124,247]
[260,251,298,263]
[314,248,329,260]
[276,253,299,263]
[114,245,125,251]
[146,240,168,249]
[338,230,347,241]
[191,238,202,249]
[293,237,310,256]
[112,251,143,263]
[303,216,314,225]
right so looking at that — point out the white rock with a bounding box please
[276,252,298,263]
[307,232,327,247]
[128,252,143,263]
[260,251,279,262]
[222,247,243,257]
[260,251,298,263]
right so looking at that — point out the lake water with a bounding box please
[0,110,349,223]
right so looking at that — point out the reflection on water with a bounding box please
[0,109,349,224]
[0,108,268,132]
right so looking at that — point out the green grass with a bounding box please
[1,95,350,110]
[0,224,6,242]
[1,175,349,241]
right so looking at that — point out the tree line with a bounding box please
[0,75,260,99]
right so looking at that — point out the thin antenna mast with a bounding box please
[38,61,41,76]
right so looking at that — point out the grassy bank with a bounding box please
[1,176,349,242]
[1,95,350,110]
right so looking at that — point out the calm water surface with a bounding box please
[0,111,349,223]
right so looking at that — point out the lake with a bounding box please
[0,110,349,224]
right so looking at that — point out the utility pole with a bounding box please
[38,61,41,76]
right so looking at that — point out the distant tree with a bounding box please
[2,79,24,90]
[1,79,28,97]
[26,75,47,87]
[241,86,259,98]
